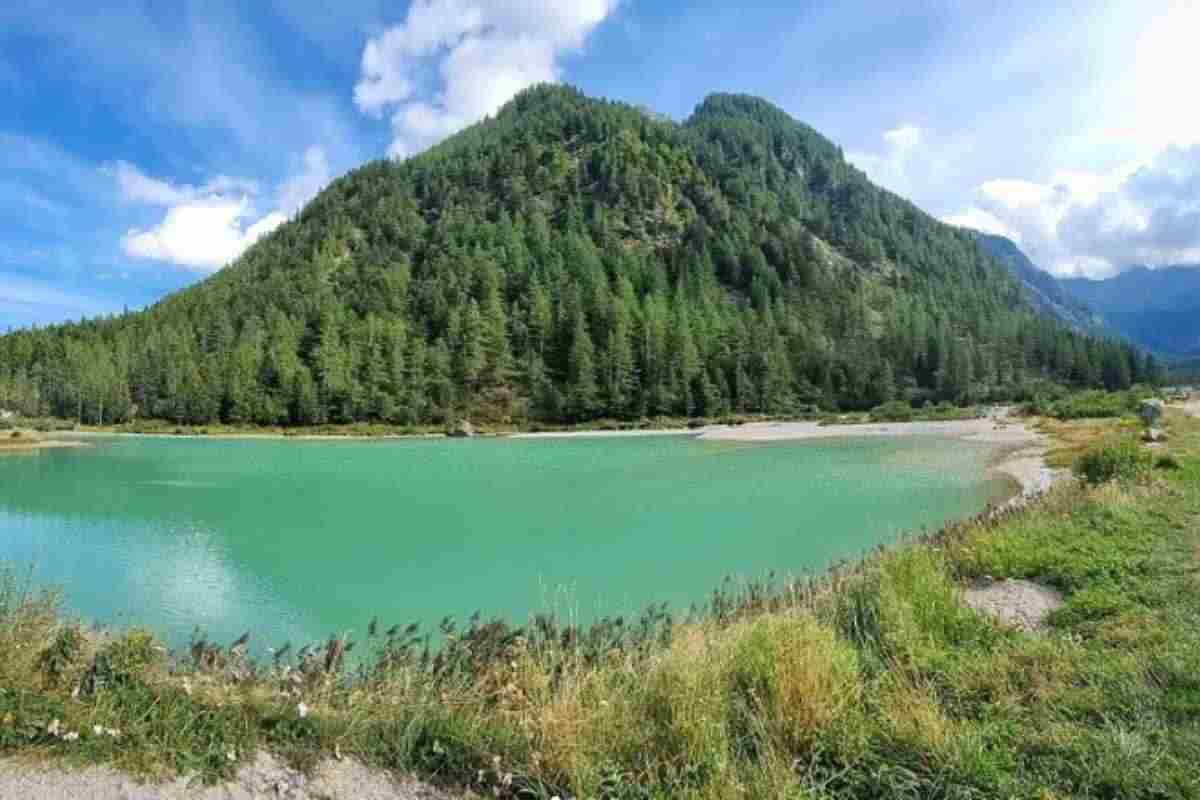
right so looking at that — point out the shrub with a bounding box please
[37,626,85,688]
[1048,388,1156,421]
[1155,454,1182,471]
[1073,441,1152,485]
[86,629,162,693]
[869,400,914,423]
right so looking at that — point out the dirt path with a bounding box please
[0,753,455,800]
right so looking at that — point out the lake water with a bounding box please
[0,434,1010,651]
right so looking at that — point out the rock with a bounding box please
[447,419,475,438]
[963,578,1064,632]
[1139,399,1164,428]
[1143,427,1166,443]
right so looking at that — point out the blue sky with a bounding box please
[3,0,1199,329]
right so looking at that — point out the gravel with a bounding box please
[0,752,458,800]
[963,578,1064,632]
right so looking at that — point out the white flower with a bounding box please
[62,731,79,742]
[297,702,309,719]
[47,719,61,736]
[93,725,104,736]
[226,749,237,762]
[107,728,122,739]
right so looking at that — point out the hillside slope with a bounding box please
[0,86,1149,426]
[973,233,1104,334]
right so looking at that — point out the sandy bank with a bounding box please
[698,416,1063,499]
[509,428,696,439]
[0,433,89,455]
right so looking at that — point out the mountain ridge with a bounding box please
[0,84,1151,426]
[1061,265,1200,358]
[972,233,1104,334]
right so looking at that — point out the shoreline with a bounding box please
[46,413,1062,499]
[0,434,90,455]
[694,416,1062,500]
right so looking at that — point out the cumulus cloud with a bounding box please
[121,200,284,271]
[847,124,928,199]
[113,148,331,272]
[940,208,1013,240]
[354,0,618,158]
[946,146,1200,277]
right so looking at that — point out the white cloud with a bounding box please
[354,0,619,158]
[106,161,261,207]
[122,199,281,272]
[276,146,331,216]
[114,147,331,272]
[941,208,1014,240]
[847,124,927,199]
[945,146,1200,277]
[883,125,921,150]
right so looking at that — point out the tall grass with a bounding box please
[2,415,1200,797]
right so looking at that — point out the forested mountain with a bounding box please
[0,86,1155,427]
[1062,266,1200,358]
[974,233,1103,334]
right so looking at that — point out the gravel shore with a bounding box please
[0,753,453,800]
[697,415,1062,499]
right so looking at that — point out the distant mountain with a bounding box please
[973,233,1104,333]
[1061,266,1200,358]
[0,85,1146,427]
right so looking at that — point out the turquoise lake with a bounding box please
[0,434,1011,651]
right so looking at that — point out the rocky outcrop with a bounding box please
[1139,399,1164,428]
[447,420,476,438]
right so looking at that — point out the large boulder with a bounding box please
[447,419,476,438]
[1139,399,1164,428]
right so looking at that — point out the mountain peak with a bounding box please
[0,85,1145,428]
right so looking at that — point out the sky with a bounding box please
[2,0,1199,329]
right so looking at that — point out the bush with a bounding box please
[1048,388,1156,421]
[869,400,914,423]
[86,629,162,693]
[1073,441,1152,485]
[1155,454,1182,471]
[37,626,85,688]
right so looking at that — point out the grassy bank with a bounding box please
[2,413,1200,798]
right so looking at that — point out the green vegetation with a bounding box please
[0,87,1152,430]
[1033,386,1158,420]
[1072,440,1152,484]
[3,410,1200,797]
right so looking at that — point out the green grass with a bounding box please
[3,411,1200,797]
[1033,386,1158,421]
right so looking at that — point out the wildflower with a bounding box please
[93,725,104,736]
[226,749,237,762]
[182,678,193,697]
[297,701,309,719]
[62,731,79,742]
[47,719,61,737]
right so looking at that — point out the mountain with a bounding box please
[973,233,1104,333]
[1061,266,1200,358]
[0,86,1151,427]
